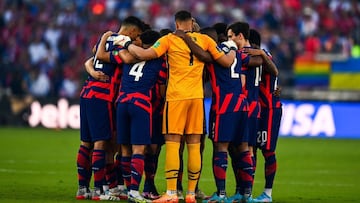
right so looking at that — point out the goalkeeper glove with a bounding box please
[113,35,132,49]
[221,40,238,51]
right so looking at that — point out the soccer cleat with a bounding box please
[253,192,272,203]
[185,193,196,203]
[195,189,210,200]
[128,193,149,203]
[91,188,102,201]
[142,192,161,200]
[119,188,129,200]
[128,194,148,203]
[152,194,179,203]
[226,192,243,203]
[76,186,91,200]
[108,187,128,200]
[99,193,121,201]
[243,195,254,203]
[99,188,123,201]
[177,190,184,200]
[203,193,227,203]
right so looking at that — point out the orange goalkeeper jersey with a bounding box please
[151,32,224,101]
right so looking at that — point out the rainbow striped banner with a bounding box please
[294,57,330,88]
[294,57,360,90]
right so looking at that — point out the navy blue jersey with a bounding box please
[116,58,167,112]
[150,67,166,145]
[80,34,123,102]
[241,46,261,118]
[259,49,282,109]
[207,44,249,114]
[151,57,167,115]
[151,82,165,115]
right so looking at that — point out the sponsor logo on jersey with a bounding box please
[153,41,160,48]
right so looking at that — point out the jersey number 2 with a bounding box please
[230,58,240,78]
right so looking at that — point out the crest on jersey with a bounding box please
[112,50,119,55]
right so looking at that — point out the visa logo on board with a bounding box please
[280,103,336,137]
[26,98,337,138]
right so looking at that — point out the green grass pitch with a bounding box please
[0,127,359,203]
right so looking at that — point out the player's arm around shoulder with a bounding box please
[174,30,213,63]
[127,43,158,61]
[118,50,139,64]
[96,31,139,64]
[84,57,94,76]
[210,39,241,68]
[247,55,263,67]
[244,48,278,75]
[96,31,113,63]
[241,48,262,67]
[261,49,279,76]
[84,57,109,82]
[124,34,165,61]
[214,49,236,68]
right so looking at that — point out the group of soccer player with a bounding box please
[75,9,282,203]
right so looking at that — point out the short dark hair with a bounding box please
[159,28,173,36]
[212,22,227,36]
[200,27,218,42]
[122,16,145,31]
[212,22,228,43]
[174,10,192,21]
[142,22,151,31]
[227,21,250,40]
[140,30,161,45]
[200,27,215,34]
[249,29,261,47]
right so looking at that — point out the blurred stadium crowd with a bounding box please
[1,0,360,100]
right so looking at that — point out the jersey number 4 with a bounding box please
[129,61,145,81]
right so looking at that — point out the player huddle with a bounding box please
[76,10,282,203]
